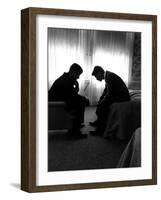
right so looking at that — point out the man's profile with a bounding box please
[49,63,88,138]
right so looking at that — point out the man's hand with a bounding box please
[84,97,90,106]
[73,81,79,93]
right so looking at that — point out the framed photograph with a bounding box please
[21,7,157,192]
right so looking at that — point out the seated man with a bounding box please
[48,63,88,138]
[90,66,130,136]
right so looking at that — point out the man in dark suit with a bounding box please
[49,63,88,137]
[90,66,130,135]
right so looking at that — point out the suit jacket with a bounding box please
[48,73,79,108]
[98,71,130,106]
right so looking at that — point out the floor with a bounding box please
[48,106,127,171]
[80,106,97,134]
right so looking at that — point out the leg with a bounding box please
[69,96,86,137]
[90,102,110,136]
[75,95,86,125]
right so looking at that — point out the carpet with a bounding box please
[48,106,127,171]
[48,133,126,171]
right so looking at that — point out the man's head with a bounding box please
[92,66,105,81]
[69,63,83,80]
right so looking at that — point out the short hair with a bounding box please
[92,66,104,76]
[69,63,83,74]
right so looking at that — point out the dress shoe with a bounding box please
[79,124,85,128]
[89,120,98,127]
[89,130,100,136]
[68,130,88,139]
[90,129,104,136]
[76,133,88,139]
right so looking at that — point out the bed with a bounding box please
[103,90,141,140]
[117,127,141,168]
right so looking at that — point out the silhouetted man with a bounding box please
[90,66,130,135]
[49,63,88,137]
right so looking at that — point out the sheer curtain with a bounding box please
[90,30,134,104]
[48,28,134,105]
[48,28,88,88]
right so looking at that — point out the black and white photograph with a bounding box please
[21,7,157,192]
[48,28,141,172]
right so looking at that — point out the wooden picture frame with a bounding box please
[21,7,157,192]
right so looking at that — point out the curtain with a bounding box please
[90,30,134,104]
[48,28,88,88]
[48,28,134,105]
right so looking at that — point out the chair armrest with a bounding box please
[48,101,66,107]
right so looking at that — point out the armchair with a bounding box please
[48,101,74,132]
